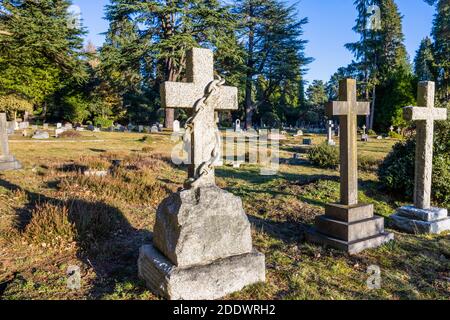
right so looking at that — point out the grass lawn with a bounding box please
[0,130,448,300]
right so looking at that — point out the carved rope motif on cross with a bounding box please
[160,48,238,189]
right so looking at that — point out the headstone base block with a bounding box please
[305,229,394,254]
[395,206,447,222]
[138,244,265,300]
[0,159,21,171]
[391,206,450,234]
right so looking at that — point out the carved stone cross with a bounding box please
[404,81,447,209]
[160,48,238,187]
[327,79,370,205]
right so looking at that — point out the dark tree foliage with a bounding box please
[0,0,87,119]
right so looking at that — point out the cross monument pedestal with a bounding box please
[391,81,449,234]
[306,79,393,254]
[138,48,265,300]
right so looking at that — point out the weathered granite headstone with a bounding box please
[32,131,50,139]
[306,79,393,254]
[294,129,303,137]
[327,120,336,146]
[235,119,242,133]
[0,113,21,171]
[391,81,449,234]
[19,122,29,130]
[43,123,49,130]
[7,122,14,135]
[57,123,62,129]
[150,125,158,133]
[138,125,144,133]
[173,120,180,133]
[55,128,65,137]
[138,48,265,300]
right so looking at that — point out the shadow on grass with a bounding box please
[248,214,304,244]
[0,178,151,299]
[89,148,107,153]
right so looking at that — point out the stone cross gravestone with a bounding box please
[0,113,21,171]
[361,124,369,141]
[306,79,393,254]
[327,120,336,146]
[138,48,265,300]
[391,81,449,234]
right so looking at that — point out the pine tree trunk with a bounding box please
[163,11,175,130]
[245,4,255,129]
[165,109,174,129]
[369,86,376,130]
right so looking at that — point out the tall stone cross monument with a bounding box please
[161,48,237,188]
[0,113,21,171]
[138,48,265,300]
[391,81,450,234]
[306,79,393,254]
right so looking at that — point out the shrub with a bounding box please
[358,155,381,172]
[379,121,450,206]
[308,142,339,168]
[24,203,75,245]
[368,129,377,136]
[388,131,403,139]
[94,116,114,128]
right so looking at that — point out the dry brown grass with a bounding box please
[58,131,82,139]
[23,203,75,246]
[1,130,449,300]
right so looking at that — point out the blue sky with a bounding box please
[72,0,436,84]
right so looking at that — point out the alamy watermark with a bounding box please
[366,5,382,31]
[67,5,81,30]
[366,265,381,289]
[171,129,280,175]
[66,265,81,290]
